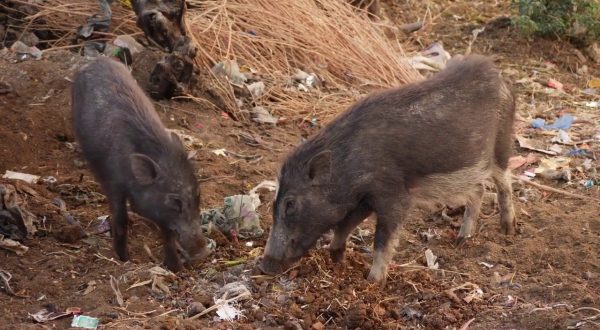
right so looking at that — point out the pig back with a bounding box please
[71,57,173,179]
[287,55,512,193]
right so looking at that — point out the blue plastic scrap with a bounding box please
[531,114,573,130]
[566,148,591,157]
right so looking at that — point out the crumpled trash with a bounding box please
[516,135,558,155]
[424,249,439,269]
[200,180,277,239]
[29,305,80,323]
[246,81,265,98]
[531,114,573,130]
[212,60,247,85]
[83,41,106,58]
[402,42,452,71]
[104,35,145,64]
[168,129,203,150]
[10,41,42,60]
[251,106,278,125]
[113,35,144,57]
[292,70,320,90]
[534,157,572,181]
[0,184,37,242]
[2,171,39,184]
[400,306,423,320]
[566,148,591,157]
[213,281,251,321]
[551,129,572,144]
[508,153,539,170]
[76,0,113,39]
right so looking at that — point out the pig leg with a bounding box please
[492,168,516,235]
[108,191,130,261]
[367,198,409,285]
[456,185,484,245]
[329,202,372,263]
[162,229,184,272]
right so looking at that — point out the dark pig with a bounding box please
[259,55,516,284]
[71,57,208,272]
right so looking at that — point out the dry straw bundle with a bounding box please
[8,0,139,46]
[11,0,421,121]
[186,0,421,120]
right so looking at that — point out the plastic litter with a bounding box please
[534,157,572,181]
[551,129,572,144]
[582,180,596,188]
[29,305,80,323]
[200,180,277,240]
[113,35,144,57]
[292,70,319,90]
[531,114,573,130]
[516,135,558,155]
[546,78,564,91]
[10,41,42,60]
[424,249,439,269]
[584,101,599,107]
[71,315,100,329]
[76,0,112,39]
[214,282,251,321]
[251,106,279,125]
[246,81,265,98]
[508,153,538,170]
[402,42,452,71]
[212,60,247,85]
[0,184,37,249]
[566,148,591,157]
[2,170,40,184]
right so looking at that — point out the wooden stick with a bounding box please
[512,175,600,202]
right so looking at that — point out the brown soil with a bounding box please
[1,1,599,329]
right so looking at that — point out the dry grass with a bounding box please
[9,0,421,121]
[186,0,421,120]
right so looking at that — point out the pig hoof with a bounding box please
[501,223,516,236]
[115,250,130,262]
[165,260,183,273]
[455,235,471,247]
[366,268,386,285]
[330,248,345,263]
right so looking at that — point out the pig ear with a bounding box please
[170,132,185,150]
[308,150,331,182]
[130,154,160,185]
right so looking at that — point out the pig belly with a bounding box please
[409,161,491,210]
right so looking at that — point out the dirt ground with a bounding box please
[1,1,599,329]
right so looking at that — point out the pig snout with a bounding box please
[175,222,209,263]
[258,255,289,275]
[259,227,303,275]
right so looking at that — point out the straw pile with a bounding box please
[9,0,421,121]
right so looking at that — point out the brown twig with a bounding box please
[512,175,600,202]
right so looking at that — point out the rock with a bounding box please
[276,294,288,305]
[312,321,324,330]
[345,302,367,328]
[187,302,206,317]
[53,223,85,243]
[587,42,600,63]
[283,320,302,330]
[19,32,39,47]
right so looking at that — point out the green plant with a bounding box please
[512,0,600,45]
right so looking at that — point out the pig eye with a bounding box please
[167,194,184,214]
[284,198,296,216]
